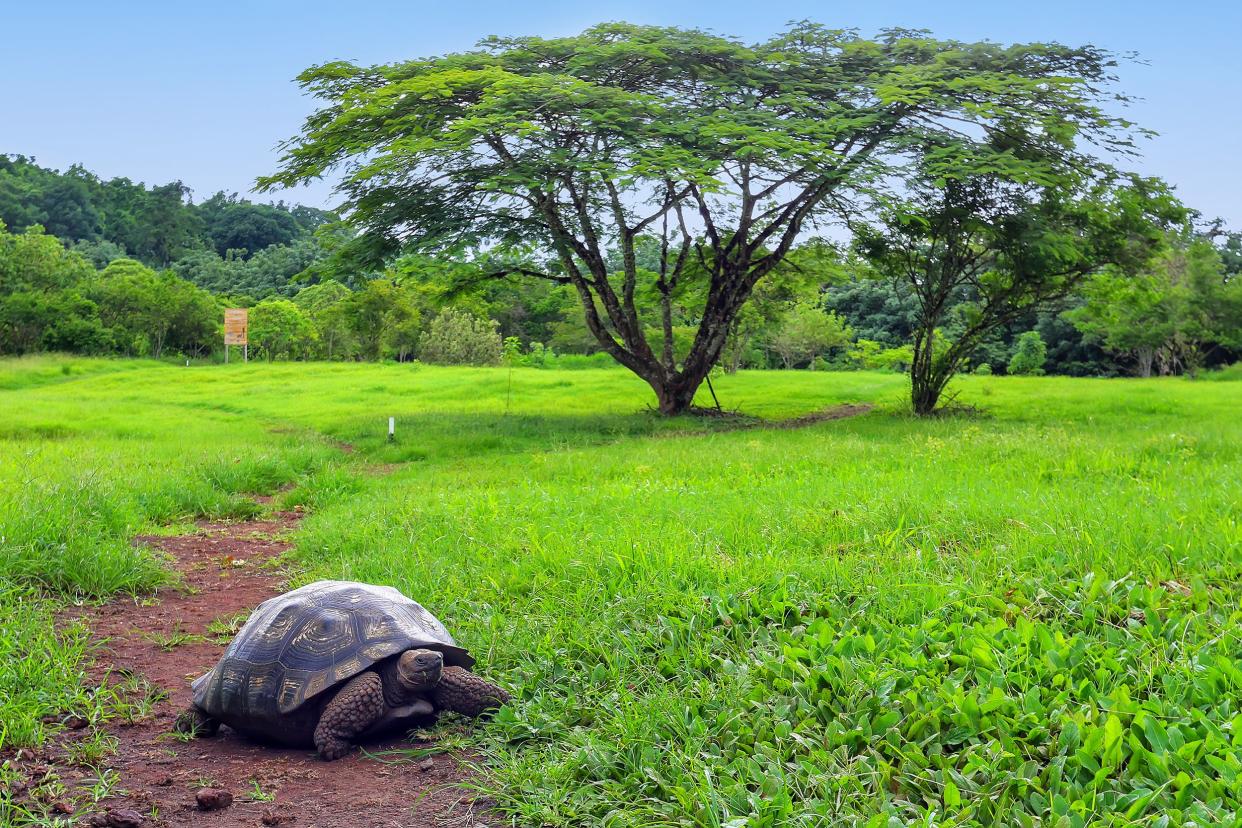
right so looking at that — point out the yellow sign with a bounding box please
[224,308,248,346]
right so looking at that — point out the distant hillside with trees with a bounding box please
[1,153,1238,380]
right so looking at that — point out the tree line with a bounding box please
[0,155,336,268]
[4,210,1237,381]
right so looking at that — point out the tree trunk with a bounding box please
[1135,347,1154,378]
[651,374,703,416]
[911,373,940,415]
[910,328,938,415]
[724,319,746,374]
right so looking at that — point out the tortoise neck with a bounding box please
[377,658,419,706]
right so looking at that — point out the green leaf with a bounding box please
[944,779,962,809]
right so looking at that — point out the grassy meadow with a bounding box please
[1,356,1240,826]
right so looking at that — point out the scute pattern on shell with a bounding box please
[192,581,473,738]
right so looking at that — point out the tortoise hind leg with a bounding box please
[313,671,386,761]
[432,667,511,718]
[174,706,220,738]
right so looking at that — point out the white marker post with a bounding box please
[388,417,395,442]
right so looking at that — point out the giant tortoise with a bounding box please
[175,580,509,760]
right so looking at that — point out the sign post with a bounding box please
[224,308,249,363]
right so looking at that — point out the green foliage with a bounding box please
[0,225,219,359]
[848,339,914,372]
[856,138,1185,413]
[170,235,333,299]
[0,155,336,269]
[1008,331,1048,375]
[197,191,333,258]
[249,298,316,360]
[975,362,993,376]
[0,225,112,355]
[0,221,93,294]
[1070,234,1242,377]
[341,278,421,361]
[1199,362,1242,381]
[69,238,128,269]
[762,303,852,369]
[503,337,620,370]
[419,307,502,365]
[0,289,108,356]
[293,279,356,359]
[823,273,919,348]
[89,258,220,357]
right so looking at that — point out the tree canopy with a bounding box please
[262,21,1173,413]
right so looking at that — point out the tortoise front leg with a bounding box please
[314,671,386,760]
[431,667,511,718]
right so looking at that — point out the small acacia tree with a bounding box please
[854,139,1182,414]
[262,22,1158,414]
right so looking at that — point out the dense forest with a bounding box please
[1,154,1239,375]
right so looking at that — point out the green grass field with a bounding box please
[2,356,1240,826]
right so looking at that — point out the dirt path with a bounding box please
[763,402,873,429]
[655,401,875,439]
[30,507,486,828]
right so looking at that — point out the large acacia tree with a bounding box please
[263,22,1145,414]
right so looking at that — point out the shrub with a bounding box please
[545,352,617,370]
[850,339,914,372]
[249,298,317,360]
[502,336,523,365]
[1199,362,1242,381]
[418,307,502,366]
[975,362,993,375]
[1008,331,1048,376]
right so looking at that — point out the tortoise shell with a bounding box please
[191,580,472,740]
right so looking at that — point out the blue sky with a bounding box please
[3,1,1238,226]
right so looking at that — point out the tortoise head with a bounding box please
[396,648,444,691]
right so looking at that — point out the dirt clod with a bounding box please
[112,812,146,828]
[111,804,145,824]
[196,787,234,811]
[419,758,435,772]
[98,806,147,828]
[261,807,293,825]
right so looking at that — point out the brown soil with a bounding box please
[14,509,488,828]
[763,402,874,429]
[656,401,874,438]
